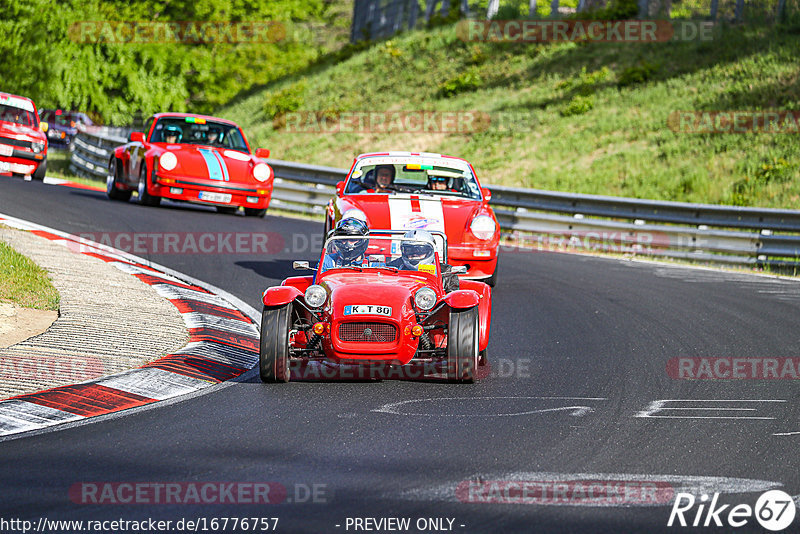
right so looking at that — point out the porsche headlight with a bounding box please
[159,151,177,171]
[304,285,327,308]
[31,142,45,154]
[470,215,496,240]
[414,287,436,311]
[253,162,272,182]
[342,208,367,223]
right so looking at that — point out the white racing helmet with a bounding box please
[401,229,436,266]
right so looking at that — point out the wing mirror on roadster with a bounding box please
[293,261,314,271]
[255,148,270,159]
[451,266,468,274]
[481,188,492,203]
[336,181,345,196]
[130,131,145,143]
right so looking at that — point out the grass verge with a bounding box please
[0,236,60,311]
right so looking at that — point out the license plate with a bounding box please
[0,145,12,157]
[344,304,392,316]
[0,161,10,172]
[199,191,232,203]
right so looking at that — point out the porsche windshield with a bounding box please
[344,158,482,199]
[320,235,445,274]
[0,104,36,127]
[150,117,248,152]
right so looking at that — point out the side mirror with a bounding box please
[130,131,145,143]
[255,148,270,159]
[336,181,345,196]
[293,261,312,271]
[39,122,49,133]
[451,265,468,274]
[481,188,492,203]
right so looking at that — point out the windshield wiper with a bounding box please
[410,189,464,197]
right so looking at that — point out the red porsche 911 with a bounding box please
[325,152,500,285]
[108,113,273,217]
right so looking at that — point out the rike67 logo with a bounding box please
[668,490,796,531]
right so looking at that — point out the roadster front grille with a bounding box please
[338,322,397,343]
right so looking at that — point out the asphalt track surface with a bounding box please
[0,177,799,534]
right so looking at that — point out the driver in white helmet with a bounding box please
[389,229,436,271]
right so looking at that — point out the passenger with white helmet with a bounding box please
[389,229,436,271]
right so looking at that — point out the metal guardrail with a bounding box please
[69,126,131,180]
[262,159,800,268]
[69,133,800,268]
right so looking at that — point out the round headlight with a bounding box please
[253,162,272,182]
[470,214,496,240]
[304,285,327,308]
[342,208,368,223]
[31,142,45,154]
[159,151,177,171]
[414,287,437,311]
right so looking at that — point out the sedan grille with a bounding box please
[338,322,397,343]
[0,136,32,150]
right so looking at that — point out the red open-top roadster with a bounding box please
[259,230,492,383]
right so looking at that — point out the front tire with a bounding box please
[138,165,160,206]
[259,304,292,383]
[32,158,46,181]
[447,306,479,383]
[244,207,267,217]
[107,158,132,201]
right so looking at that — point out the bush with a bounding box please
[437,68,483,98]
[264,81,306,120]
[561,94,595,116]
[561,67,611,95]
[618,61,659,87]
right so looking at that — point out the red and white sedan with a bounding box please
[0,92,48,180]
[325,152,500,285]
[108,113,273,217]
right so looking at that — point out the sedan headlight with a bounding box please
[159,151,178,171]
[414,287,437,311]
[304,285,327,308]
[31,142,45,154]
[342,208,367,223]
[470,214,496,240]
[253,163,272,182]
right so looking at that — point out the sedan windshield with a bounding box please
[151,117,249,152]
[0,104,36,127]
[345,157,482,200]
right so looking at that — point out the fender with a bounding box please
[460,280,492,351]
[444,289,480,310]
[262,286,302,307]
[282,275,313,294]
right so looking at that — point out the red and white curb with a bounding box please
[0,213,260,438]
